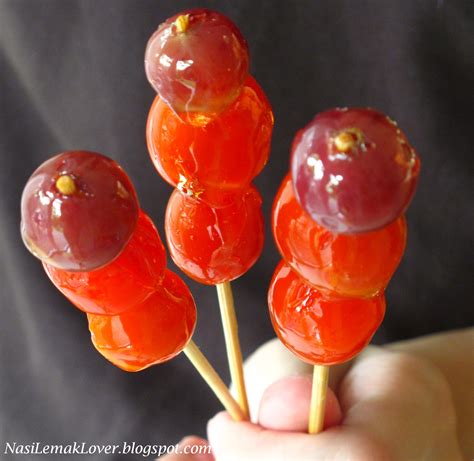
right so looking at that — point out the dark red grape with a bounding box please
[145,8,249,125]
[21,151,139,271]
[291,108,420,233]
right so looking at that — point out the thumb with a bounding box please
[207,412,389,461]
[258,375,342,432]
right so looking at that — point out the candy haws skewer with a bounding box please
[270,108,420,433]
[145,9,274,418]
[20,150,244,421]
[215,281,248,416]
[268,261,386,433]
[309,365,329,434]
[164,186,265,418]
[87,269,245,422]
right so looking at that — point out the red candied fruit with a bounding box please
[273,175,407,297]
[291,108,420,233]
[268,261,386,365]
[165,186,264,285]
[88,270,196,372]
[21,151,139,271]
[44,211,166,315]
[147,75,273,208]
[145,8,249,124]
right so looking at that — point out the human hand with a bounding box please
[162,339,463,461]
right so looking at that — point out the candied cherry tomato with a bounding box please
[21,151,139,271]
[44,211,166,315]
[291,108,420,233]
[145,8,249,124]
[88,270,196,372]
[165,186,264,285]
[273,175,406,297]
[147,75,273,208]
[268,261,386,365]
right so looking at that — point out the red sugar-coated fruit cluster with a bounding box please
[21,151,139,271]
[268,261,385,365]
[46,210,196,370]
[44,211,167,315]
[269,108,419,365]
[147,76,273,208]
[89,270,196,372]
[273,175,406,297]
[166,186,264,285]
[146,10,273,285]
[145,8,249,124]
[291,108,420,234]
[21,152,196,371]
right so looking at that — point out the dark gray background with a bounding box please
[0,1,473,460]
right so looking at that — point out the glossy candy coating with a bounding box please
[165,186,264,285]
[147,76,273,207]
[291,108,420,233]
[268,261,386,365]
[21,151,139,271]
[44,211,166,315]
[273,175,406,297]
[145,8,249,124]
[88,270,196,372]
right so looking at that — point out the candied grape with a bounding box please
[21,151,139,271]
[147,76,273,208]
[88,270,196,372]
[273,175,406,297]
[165,186,264,285]
[268,261,386,365]
[145,8,249,124]
[291,108,420,233]
[44,211,166,315]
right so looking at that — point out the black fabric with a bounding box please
[1,0,473,459]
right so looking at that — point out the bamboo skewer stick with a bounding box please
[183,340,245,422]
[216,282,250,419]
[308,364,329,434]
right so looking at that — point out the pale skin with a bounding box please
[162,328,473,461]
